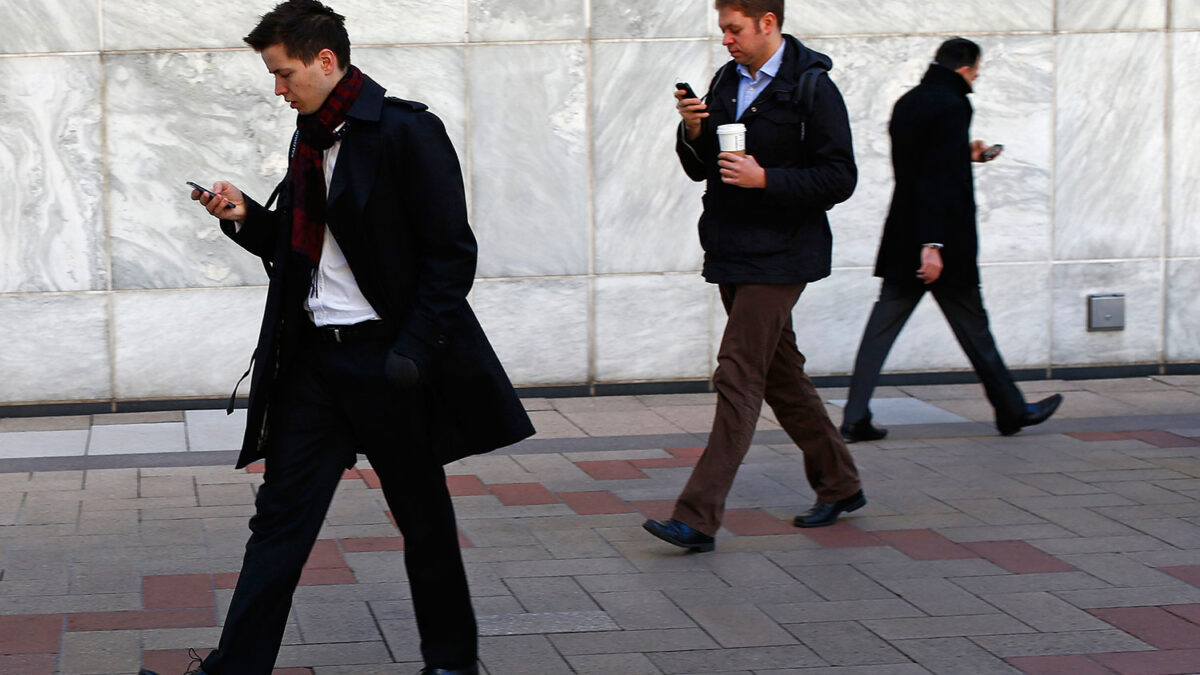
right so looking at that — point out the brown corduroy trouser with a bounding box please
[672,283,863,536]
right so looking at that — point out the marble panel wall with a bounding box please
[592,40,709,274]
[1177,0,1200,28]
[1171,31,1200,257]
[0,0,99,54]
[472,278,590,384]
[1052,261,1165,365]
[0,0,1195,406]
[468,43,590,277]
[0,293,111,402]
[112,288,264,399]
[1055,32,1166,261]
[0,56,106,293]
[1167,260,1200,361]
[595,275,712,381]
[1058,0,1168,31]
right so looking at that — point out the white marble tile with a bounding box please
[105,0,466,51]
[1171,32,1200,257]
[977,263,1054,369]
[472,278,589,385]
[0,293,111,404]
[105,50,294,290]
[354,46,468,167]
[1058,0,1168,30]
[185,409,249,452]
[88,423,188,456]
[468,44,590,277]
[112,287,265,400]
[0,0,99,54]
[1176,0,1200,27]
[827,398,971,425]
[1055,33,1166,261]
[809,36,1053,270]
[590,2,709,39]
[0,56,105,293]
[785,0,1053,35]
[1166,259,1200,361]
[1051,261,1164,365]
[0,430,89,460]
[592,40,708,275]
[595,275,712,381]
[468,0,586,42]
[784,268,885,376]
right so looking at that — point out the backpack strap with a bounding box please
[791,65,827,141]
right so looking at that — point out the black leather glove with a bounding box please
[385,351,421,389]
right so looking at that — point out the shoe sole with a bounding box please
[642,522,715,552]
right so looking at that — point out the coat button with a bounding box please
[436,335,448,345]
[751,107,757,113]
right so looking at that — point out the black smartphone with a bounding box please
[981,144,1004,161]
[187,181,235,209]
[675,81,698,100]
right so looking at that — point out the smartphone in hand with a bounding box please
[187,181,235,209]
[675,82,698,100]
[981,144,1004,161]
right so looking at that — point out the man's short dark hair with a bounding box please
[244,0,350,68]
[714,0,785,28]
[935,37,981,70]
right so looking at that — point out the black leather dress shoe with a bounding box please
[419,664,479,674]
[997,394,1063,436]
[642,519,715,552]
[793,490,867,528]
[841,418,888,443]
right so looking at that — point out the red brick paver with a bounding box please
[629,456,698,469]
[722,509,797,536]
[1091,607,1200,649]
[1161,566,1200,587]
[489,482,560,505]
[558,490,635,515]
[574,460,649,480]
[1005,654,1112,674]
[0,614,62,654]
[340,536,405,552]
[358,468,381,488]
[297,567,356,586]
[214,572,239,589]
[873,529,977,560]
[1165,604,1200,625]
[1068,430,1200,448]
[0,654,58,675]
[446,474,490,496]
[799,522,885,548]
[1091,649,1200,675]
[962,540,1077,574]
[143,574,214,609]
[666,447,705,460]
[304,539,348,569]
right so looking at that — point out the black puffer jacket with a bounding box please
[676,35,857,284]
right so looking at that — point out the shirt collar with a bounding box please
[737,40,786,82]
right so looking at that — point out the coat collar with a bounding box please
[921,63,973,96]
[326,73,385,214]
[712,34,830,119]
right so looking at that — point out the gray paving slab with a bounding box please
[86,422,187,455]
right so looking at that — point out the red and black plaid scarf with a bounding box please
[290,65,365,265]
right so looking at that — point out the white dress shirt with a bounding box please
[305,125,381,327]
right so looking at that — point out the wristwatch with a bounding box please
[923,243,944,250]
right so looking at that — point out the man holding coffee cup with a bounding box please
[643,0,864,553]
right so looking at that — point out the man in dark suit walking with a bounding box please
[642,0,866,554]
[157,2,533,674]
[840,37,1061,443]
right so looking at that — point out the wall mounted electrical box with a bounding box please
[1087,293,1125,332]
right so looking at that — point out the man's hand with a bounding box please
[675,88,708,141]
[191,181,247,222]
[917,246,943,284]
[717,152,766,188]
[971,140,1001,163]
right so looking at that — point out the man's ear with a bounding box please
[318,48,338,75]
[761,12,778,33]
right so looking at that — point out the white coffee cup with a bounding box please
[716,123,747,156]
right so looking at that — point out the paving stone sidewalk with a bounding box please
[2,376,1200,674]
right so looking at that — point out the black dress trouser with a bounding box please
[843,279,1026,428]
[202,328,477,675]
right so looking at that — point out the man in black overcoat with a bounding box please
[840,37,1061,443]
[162,2,533,674]
[642,0,866,554]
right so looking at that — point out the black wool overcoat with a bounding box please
[221,74,534,469]
[875,64,981,286]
